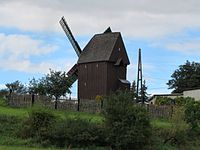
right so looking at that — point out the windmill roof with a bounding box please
[78,32,129,64]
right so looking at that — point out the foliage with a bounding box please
[50,118,107,148]
[0,103,200,149]
[40,69,72,109]
[130,80,137,99]
[155,96,173,105]
[185,100,200,133]
[167,60,200,93]
[103,91,151,150]
[136,80,149,103]
[174,96,194,106]
[5,80,26,94]
[155,96,194,106]
[0,89,9,97]
[28,78,45,95]
[20,108,57,143]
[165,107,189,145]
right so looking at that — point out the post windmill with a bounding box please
[59,16,130,104]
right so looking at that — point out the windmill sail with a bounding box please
[59,17,81,85]
[59,16,82,57]
[67,64,78,86]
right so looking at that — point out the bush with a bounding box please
[20,108,56,143]
[103,91,151,150]
[163,107,189,145]
[155,96,194,106]
[155,97,173,105]
[50,118,107,148]
[185,100,200,134]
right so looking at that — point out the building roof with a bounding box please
[77,31,129,64]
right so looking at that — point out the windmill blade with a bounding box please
[59,17,82,57]
[67,64,78,77]
[67,64,78,86]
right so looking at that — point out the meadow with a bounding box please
[0,96,199,150]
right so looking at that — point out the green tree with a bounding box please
[185,100,200,132]
[137,80,149,103]
[130,80,137,100]
[5,80,26,94]
[167,61,200,93]
[44,69,72,109]
[103,91,151,149]
[28,78,43,106]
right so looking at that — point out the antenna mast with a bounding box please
[136,48,144,104]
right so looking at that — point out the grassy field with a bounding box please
[0,97,199,150]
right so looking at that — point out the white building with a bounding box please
[149,89,200,104]
[183,89,200,101]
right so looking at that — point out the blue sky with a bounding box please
[0,0,200,97]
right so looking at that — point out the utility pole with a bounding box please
[136,48,144,104]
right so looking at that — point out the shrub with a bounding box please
[163,107,189,145]
[103,91,151,150]
[50,118,107,148]
[155,97,173,105]
[185,100,200,134]
[175,97,194,106]
[20,108,56,143]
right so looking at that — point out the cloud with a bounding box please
[0,84,6,89]
[0,0,200,38]
[166,39,200,55]
[0,33,57,73]
[0,33,57,58]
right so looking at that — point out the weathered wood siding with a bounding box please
[78,62,107,99]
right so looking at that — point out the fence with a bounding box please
[7,94,101,113]
[6,94,174,117]
[147,104,173,118]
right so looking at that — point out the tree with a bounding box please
[5,80,26,94]
[167,61,200,93]
[0,89,8,97]
[130,80,137,100]
[137,80,149,103]
[44,69,72,109]
[28,78,42,106]
[103,91,151,149]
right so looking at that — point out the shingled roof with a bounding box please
[78,31,129,64]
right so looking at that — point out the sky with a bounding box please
[0,0,200,98]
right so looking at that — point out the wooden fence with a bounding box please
[147,104,173,118]
[7,94,173,118]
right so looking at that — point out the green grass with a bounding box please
[151,118,172,129]
[0,106,28,118]
[0,146,108,150]
[0,146,64,150]
[0,97,103,122]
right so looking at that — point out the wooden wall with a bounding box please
[78,62,107,99]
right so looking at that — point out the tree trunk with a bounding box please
[55,97,58,109]
[31,93,35,107]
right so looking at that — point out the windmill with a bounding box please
[59,16,81,86]
[59,16,130,102]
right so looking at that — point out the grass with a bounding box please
[0,97,103,123]
[0,146,108,150]
[151,118,172,129]
[0,106,28,118]
[0,146,63,150]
